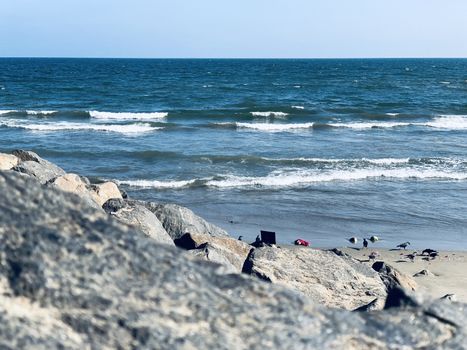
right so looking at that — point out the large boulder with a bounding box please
[372,261,418,293]
[0,153,19,170]
[103,199,174,245]
[12,150,65,184]
[175,232,251,272]
[243,246,387,310]
[143,202,229,240]
[90,182,122,207]
[47,173,102,210]
[2,171,467,349]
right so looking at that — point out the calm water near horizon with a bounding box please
[1,58,467,249]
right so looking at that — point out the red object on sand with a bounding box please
[294,239,310,247]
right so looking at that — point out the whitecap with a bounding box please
[425,115,467,130]
[250,111,289,118]
[292,106,305,110]
[89,111,168,121]
[328,121,411,129]
[385,113,400,116]
[236,122,314,132]
[117,179,196,189]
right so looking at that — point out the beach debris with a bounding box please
[348,236,358,244]
[294,239,310,247]
[405,253,416,262]
[396,241,410,250]
[369,235,379,243]
[413,269,434,277]
[363,238,368,248]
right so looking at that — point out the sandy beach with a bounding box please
[342,247,467,303]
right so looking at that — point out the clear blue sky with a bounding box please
[1,0,466,58]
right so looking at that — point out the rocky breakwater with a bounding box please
[1,151,467,348]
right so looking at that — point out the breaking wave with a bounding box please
[89,111,168,120]
[250,111,289,118]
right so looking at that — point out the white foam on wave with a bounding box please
[425,115,467,130]
[0,110,15,115]
[2,120,159,134]
[89,111,168,121]
[206,168,467,189]
[117,179,196,189]
[119,168,467,190]
[385,113,400,116]
[292,105,305,110]
[268,157,410,165]
[236,122,315,132]
[25,110,57,115]
[328,121,411,129]
[251,111,289,118]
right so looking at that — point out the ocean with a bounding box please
[1,58,467,249]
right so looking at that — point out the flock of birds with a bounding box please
[347,236,440,262]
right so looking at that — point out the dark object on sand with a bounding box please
[396,242,410,250]
[238,235,243,241]
[422,248,437,256]
[369,251,379,261]
[294,239,309,247]
[406,253,416,262]
[348,237,358,244]
[429,251,439,260]
[261,230,276,245]
[369,235,379,243]
[251,235,263,248]
[363,238,368,248]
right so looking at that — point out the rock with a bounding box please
[353,298,382,312]
[2,171,467,349]
[90,181,122,207]
[143,202,229,240]
[12,150,65,184]
[0,153,19,170]
[414,269,435,277]
[185,243,238,273]
[372,261,418,292]
[175,232,252,272]
[243,246,387,310]
[441,294,457,302]
[47,173,102,210]
[384,287,421,309]
[103,199,174,245]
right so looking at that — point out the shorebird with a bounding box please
[396,241,410,250]
[422,248,437,256]
[429,251,439,260]
[369,235,379,243]
[348,237,358,245]
[238,235,243,241]
[363,238,368,248]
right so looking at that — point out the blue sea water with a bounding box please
[1,58,467,249]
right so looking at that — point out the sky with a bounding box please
[1,0,467,58]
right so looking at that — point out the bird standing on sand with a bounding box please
[397,241,410,250]
[406,253,417,262]
[238,235,243,241]
[422,248,437,256]
[363,238,368,248]
[348,237,358,245]
[369,236,379,243]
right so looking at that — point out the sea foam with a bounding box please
[425,115,467,130]
[251,111,289,118]
[89,111,168,120]
[236,122,315,132]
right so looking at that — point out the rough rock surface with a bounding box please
[185,243,238,273]
[243,246,387,310]
[0,153,19,171]
[2,171,467,349]
[372,261,418,292]
[47,173,102,210]
[103,199,174,245]
[90,181,122,207]
[143,202,229,240]
[175,232,251,272]
[12,150,65,184]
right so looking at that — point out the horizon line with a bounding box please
[1,56,467,60]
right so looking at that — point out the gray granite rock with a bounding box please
[372,261,418,292]
[103,198,174,245]
[2,171,467,349]
[12,150,65,184]
[143,202,229,240]
[175,232,252,272]
[243,246,387,310]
